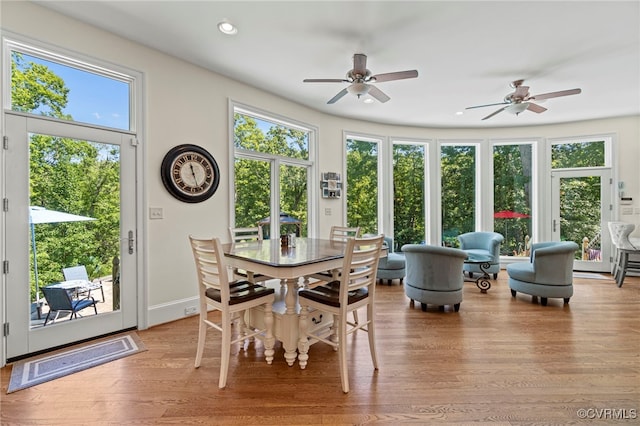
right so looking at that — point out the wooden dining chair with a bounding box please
[228,226,273,284]
[297,234,385,393]
[309,226,361,283]
[189,235,276,389]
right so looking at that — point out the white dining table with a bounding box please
[222,237,347,366]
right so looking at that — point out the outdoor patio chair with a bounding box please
[41,286,98,326]
[62,265,105,302]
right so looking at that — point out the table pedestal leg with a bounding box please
[475,262,491,293]
[283,277,299,366]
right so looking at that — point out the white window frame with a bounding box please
[389,137,434,245]
[437,139,482,244]
[229,100,318,237]
[490,138,540,260]
[344,131,385,234]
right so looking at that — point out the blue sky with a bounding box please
[22,53,129,130]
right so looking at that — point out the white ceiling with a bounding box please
[36,1,640,128]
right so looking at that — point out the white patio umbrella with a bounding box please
[29,206,96,304]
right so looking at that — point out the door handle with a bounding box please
[128,230,134,254]
[553,219,557,233]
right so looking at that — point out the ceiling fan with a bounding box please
[303,53,418,104]
[466,79,582,120]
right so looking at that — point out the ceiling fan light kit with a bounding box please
[506,103,529,115]
[303,53,418,104]
[347,82,370,97]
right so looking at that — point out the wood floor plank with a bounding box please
[2,273,639,425]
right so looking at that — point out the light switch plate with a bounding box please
[149,207,163,219]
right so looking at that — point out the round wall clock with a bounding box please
[161,144,220,203]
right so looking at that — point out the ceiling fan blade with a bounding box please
[353,54,367,74]
[466,101,509,110]
[368,85,391,103]
[303,78,348,83]
[372,70,419,83]
[327,88,349,104]
[482,106,508,120]
[530,88,581,101]
[526,102,547,113]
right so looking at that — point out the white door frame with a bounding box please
[551,168,613,272]
[2,112,145,362]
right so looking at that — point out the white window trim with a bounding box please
[389,137,433,244]
[344,131,386,234]
[229,99,318,237]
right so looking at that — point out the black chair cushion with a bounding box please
[298,281,368,308]
[205,281,275,305]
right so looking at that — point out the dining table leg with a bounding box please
[283,277,300,366]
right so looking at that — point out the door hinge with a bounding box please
[130,138,139,146]
[3,198,8,212]
[3,136,8,149]
[3,260,8,274]
[3,323,9,337]
[610,204,613,211]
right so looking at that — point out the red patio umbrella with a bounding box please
[494,210,530,219]
[494,210,530,250]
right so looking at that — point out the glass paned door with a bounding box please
[551,169,612,272]
[29,133,122,326]
[5,114,138,358]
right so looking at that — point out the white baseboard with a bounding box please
[147,296,200,327]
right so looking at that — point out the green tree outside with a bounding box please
[12,52,121,300]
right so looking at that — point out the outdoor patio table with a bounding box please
[46,280,93,298]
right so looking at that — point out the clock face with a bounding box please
[161,144,220,203]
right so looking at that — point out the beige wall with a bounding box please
[3,2,639,325]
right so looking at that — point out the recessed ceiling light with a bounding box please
[455,111,464,116]
[218,20,237,35]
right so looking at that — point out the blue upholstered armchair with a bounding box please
[506,241,578,306]
[376,236,406,285]
[402,244,467,312]
[457,232,504,279]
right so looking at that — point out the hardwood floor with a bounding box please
[2,273,639,425]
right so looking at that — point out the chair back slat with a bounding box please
[341,235,385,299]
[329,226,361,242]
[229,227,263,243]
[189,236,230,302]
